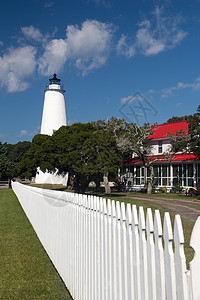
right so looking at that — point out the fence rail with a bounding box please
[12,181,200,300]
[0,180,10,189]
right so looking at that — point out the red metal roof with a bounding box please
[147,121,189,140]
[122,153,200,164]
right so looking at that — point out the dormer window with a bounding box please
[158,141,163,153]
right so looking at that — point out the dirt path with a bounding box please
[127,195,200,222]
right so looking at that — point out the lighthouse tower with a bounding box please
[35,74,68,185]
[40,74,67,135]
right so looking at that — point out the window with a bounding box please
[158,141,163,153]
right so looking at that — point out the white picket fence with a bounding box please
[12,181,200,300]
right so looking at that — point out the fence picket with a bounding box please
[111,200,117,300]
[107,199,112,300]
[12,182,200,300]
[96,197,100,300]
[132,204,141,300]
[154,209,166,300]
[103,198,107,300]
[93,196,97,300]
[163,212,177,300]
[126,203,134,300]
[116,201,123,300]
[99,198,104,300]
[139,206,149,300]
[121,202,128,300]
[174,214,189,300]
[146,208,156,300]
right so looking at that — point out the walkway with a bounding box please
[127,195,200,222]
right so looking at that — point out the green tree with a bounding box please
[0,141,16,180]
[188,105,200,156]
[18,123,120,193]
[169,105,200,156]
[5,141,31,163]
[166,114,193,123]
[18,134,52,179]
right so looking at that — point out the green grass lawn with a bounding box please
[0,189,72,300]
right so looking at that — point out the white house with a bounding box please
[119,121,200,191]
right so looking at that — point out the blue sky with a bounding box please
[0,0,200,144]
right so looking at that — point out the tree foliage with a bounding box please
[5,141,31,163]
[166,114,193,123]
[93,118,159,193]
[187,105,200,156]
[170,105,200,157]
[19,123,120,193]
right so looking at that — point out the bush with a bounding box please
[158,187,167,193]
[171,183,184,193]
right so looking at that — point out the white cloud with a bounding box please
[19,130,28,136]
[117,6,187,58]
[86,0,112,7]
[0,46,37,92]
[161,77,200,98]
[0,20,113,92]
[116,34,135,58]
[44,1,54,8]
[38,20,113,76]
[136,7,187,56]
[38,39,68,75]
[21,26,44,42]
[66,20,112,75]
[121,94,143,104]
[148,89,155,94]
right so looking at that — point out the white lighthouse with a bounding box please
[40,74,67,135]
[35,74,68,185]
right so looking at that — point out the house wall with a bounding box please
[148,138,171,155]
[119,162,200,191]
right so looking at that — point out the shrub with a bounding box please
[158,187,167,193]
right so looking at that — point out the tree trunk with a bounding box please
[103,172,111,194]
[67,172,75,190]
[147,165,154,194]
[94,174,101,192]
[74,173,90,193]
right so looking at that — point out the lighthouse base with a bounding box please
[35,168,68,186]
